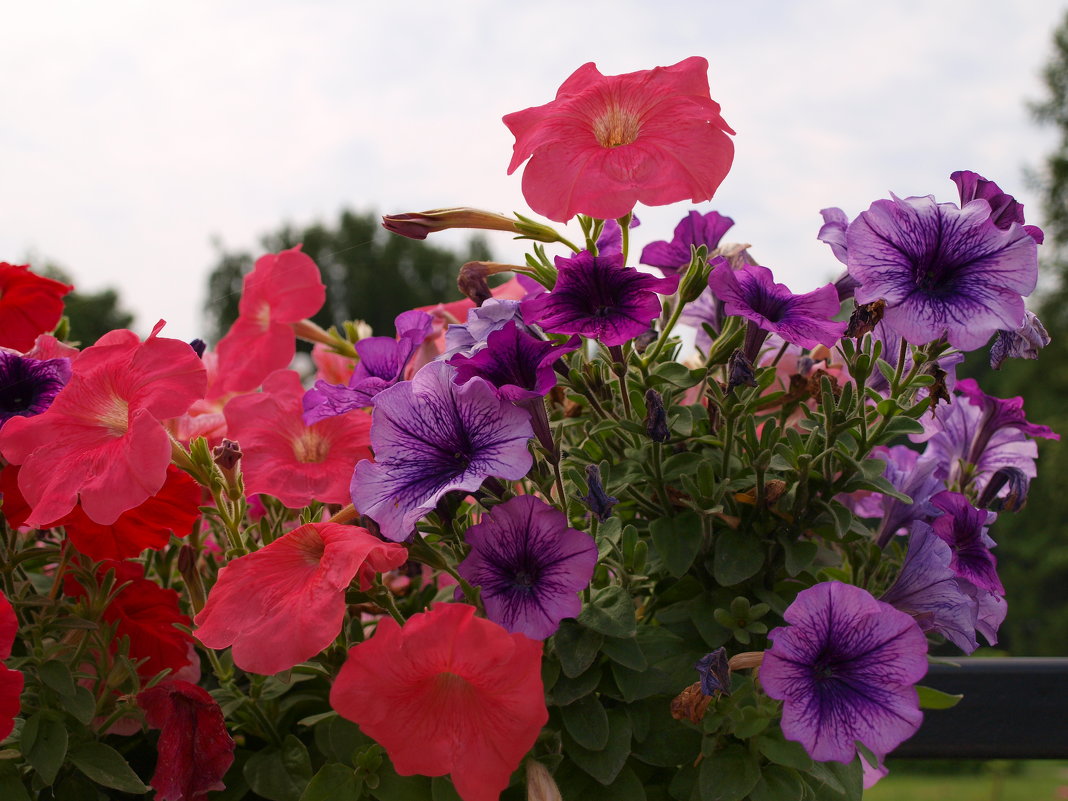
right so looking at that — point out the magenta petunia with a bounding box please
[503,56,735,222]
[641,210,734,273]
[760,581,928,764]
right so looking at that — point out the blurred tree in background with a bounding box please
[203,209,492,342]
[40,263,135,346]
[961,9,1068,655]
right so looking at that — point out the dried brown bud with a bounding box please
[844,299,886,338]
[714,242,757,270]
[927,364,951,409]
[671,682,714,724]
[727,651,765,671]
[457,261,521,305]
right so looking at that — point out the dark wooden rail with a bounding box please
[892,658,1068,759]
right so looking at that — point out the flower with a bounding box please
[521,250,678,346]
[0,350,71,428]
[213,246,326,395]
[817,208,851,265]
[990,310,1050,370]
[950,170,1044,243]
[579,463,618,522]
[0,321,207,526]
[138,679,235,801]
[225,369,373,508]
[442,299,524,359]
[330,603,547,801]
[302,310,432,423]
[456,496,597,639]
[503,56,735,222]
[0,592,23,741]
[641,210,735,273]
[760,581,928,764]
[695,647,731,696]
[351,362,533,542]
[930,491,1003,595]
[194,522,408,675]
[845,193,1038,351]
[0,263,72,352]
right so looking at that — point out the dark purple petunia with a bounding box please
[303,310,432,423]
[950,170,1044,244]
[989,310,1050,370]
[695,648,731,696]
[707,262,846,359]
[640,210,734,273]
[846,193,1038,351]
[350,362,533,542]
[760,581,928,764]
[0,351,71,428]
[521,250,678,347]
[930,491,1003,596]
[455,495,596,640]
[595,215,640,257]
[579,463,617,522]
[442,299,523,359]
[448,321,579,403]
[881,521,981,654]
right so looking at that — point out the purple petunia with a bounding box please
[843,444,944,548]
[0,351,71,428]
[456,495,597,639]
[989,310,1050,370]
[442,299,523,359]
[760,581,928,764]
[930,491,1003,596]
[846,193,1038,351]
[303,310,432,423]
[950,170,1044,244]
[350,361,533,542]
[521,250,678,346]
[641,210,734,273]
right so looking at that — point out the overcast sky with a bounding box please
[2,1,1066,342]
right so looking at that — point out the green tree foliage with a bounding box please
[40,263,135,347]
[202,210,492,343]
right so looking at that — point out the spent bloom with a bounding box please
[760,581,928,764]
[503,56,734,222]
[950,170,1044,243]
[351,361,533,542]
[456,496,597,639]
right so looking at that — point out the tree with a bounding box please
[39,262,135,347]
[203,210,492,342]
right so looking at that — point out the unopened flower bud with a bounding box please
[525,760,563,801]
[677,250,713,304]
[188,338,207,358]
[456,261,520,306]
[977,467,1030,512]
[633,327,658,354]
[844,299,886,338]
[382,208,525,240]
[727,348,757,392]
[212,439,242,471]
[643,389,671,443]
[177,544,207,613]
[695,647,731,696]
[579,464,618,522]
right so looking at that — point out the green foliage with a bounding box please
[40,262,135,346]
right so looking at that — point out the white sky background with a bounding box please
[1,0,1066,342]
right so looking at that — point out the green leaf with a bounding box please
[22,712,68,785]
[780,538,818,578]
[554,620,605,678]
[549,665,603,706]
[561,694,610,750]
[431,776,464,800]
[756,736,812,771]
[578,586,637,638]
[39,661,77,698]
[244,738,313,801]
[313,714,371,766]
[370,760,432,800]
[61,686,97,726]
[0,761,32,801]
[300,763,361,801]
[712,527,764,586]
[580,766,648,801]
[749,766,804,801]
[68,742,148,794]
[698,743,760,801]
[917,685,964,709]
[564,709,632,785]
[650,511,703,577]
[600,635,647,671]
[629,700,701,768]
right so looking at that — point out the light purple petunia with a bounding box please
[595,214,640,257]
[441,299,523,359]
[760,581,928,764]
[303,310,432,423]
[930,491,1003,596]
[521,250,678,347]
[817,207,850,266]
[640,210,734,273]
[846,193,1038,351]
[989,310,1050,370]
[350,361,533,542]
[950,170,1044,244]
[0,351,71,428]
[456,495,597,640]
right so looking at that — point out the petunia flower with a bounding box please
[503,56,735,223]
[0,321,207,526]
[0,350,71,428]
[442,299,523,359]
[302,310,432,423]
[641,210,734,273]
[225,369,372,508]
[0,592,23,741]
[929,491,1003,595]
[817,207,851,265]
[0,263,72,352]
[351,361,533,542]
[456,496,597,640]
[138,679,235,801]
[989,310,1050,370]
[213,246,326,395]
[845,193,1038,351]
[195,522,407,675]
[521,249,678,347]
[760,581,928,764]
[330,603,547,801]
[950,170,1044,243]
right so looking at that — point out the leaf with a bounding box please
[578,586,637,638]
[68,742,148,794]
[917,685,964,710]
[244,739,312,801]
[749,766,804,801]
[629,700,701,768]
[548,665,603,706]
[713,527,764,586]
[650,511,704,577]
[370,760,432,801]
[600,635,647,671]
[554,620,605,678]
[0,761,31,801]
[581,766,648,801]
[22,712,68,785]
[698,744,760,801]
[564,709,632,785]
[60,686,97,726]
[39,661,77,699]
[300,763,361,801]
[561,694,610,750]
[755,736,812,771]
[431,776,464,800]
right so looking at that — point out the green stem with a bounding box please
[642,298,686,367]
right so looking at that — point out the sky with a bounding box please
[2,1,1066,342]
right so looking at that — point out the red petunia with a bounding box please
[1,464,201,561]
[330,603,547,801]
[194,522,408,675]
[138,679,235,801]
[0,592,23,741]
[213,246,325,395]
[0,263,73,352]
[503,56,735,223]
[0,321,207,526]
[223,369,372,508]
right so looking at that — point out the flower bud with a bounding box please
[525,760,563,801]
[695,647,731,696]
[727,348,757,392]
[177,545,207,614]
[643,389,670,443]
[188,338,207,358]
[579,464,618,522]
[382,208,525,240]
[456,261,520,305]
[976,466,1030,512]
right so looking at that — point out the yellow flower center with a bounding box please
[592,104,641,148]
[291,429,330,463]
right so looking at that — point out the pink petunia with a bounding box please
[0,321,207,526]
[223,369,372,508]
[213,246,325,395]
[194,522,408,675]
[503,56,735,222]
